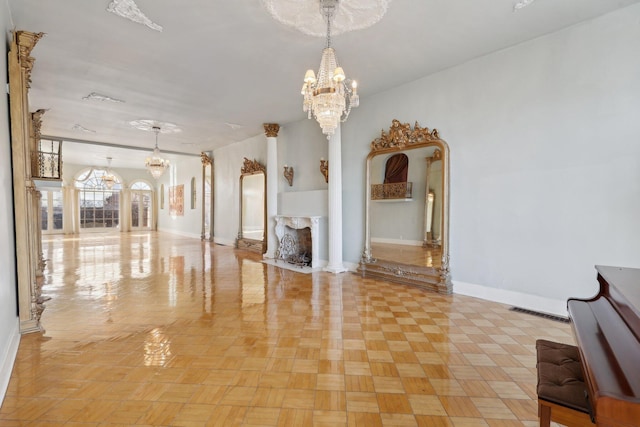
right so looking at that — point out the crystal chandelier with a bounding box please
[145,126,169,179]
[101,157,117,189]
[302,0,359,139]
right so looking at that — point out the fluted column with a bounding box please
[263,123,279,259]
[9,31,45,333]
[324,124,347,273]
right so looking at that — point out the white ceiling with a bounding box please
[8,0,639,169]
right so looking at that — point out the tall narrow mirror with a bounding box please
[236,158,266,254]
[359,120,451,294]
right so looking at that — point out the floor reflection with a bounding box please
[0,232,576,425]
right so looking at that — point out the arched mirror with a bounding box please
[236,157,266,254]
[359,120,451,294]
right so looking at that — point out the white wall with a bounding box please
[0,9,21,403]
[339,4,640,312]
[213,134,267,246]
[156,156,203,238]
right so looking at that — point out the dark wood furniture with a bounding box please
[567,265,640,426]
[536,339,592,426]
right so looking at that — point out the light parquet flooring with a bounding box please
[0,232,574,426]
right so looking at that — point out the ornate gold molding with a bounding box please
[370,119,441,152]
[263,123,280,138]
[241,157,266,174]
[31,109,46,142]
[200,152,212,166]
[320,159,328,183]
[16,31,45,88]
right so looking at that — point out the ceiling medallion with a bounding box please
[129,119,182,134]
[72,124,96,133]
[107,0,163,32]
[301,0,359,138]
[262,0,391,37]
[82,92,125,103]
[513,0,537,11]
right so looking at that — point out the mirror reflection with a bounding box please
[360,120,451,294]
[241,173,265,240]
[369,146,442,268]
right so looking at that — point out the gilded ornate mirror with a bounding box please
[236,158,267,254]
[359,120,451,294]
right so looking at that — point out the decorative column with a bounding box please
[9,30,46,333]
[121,186,130,232]
[209,158,214,242]
[324,124,347,273]
[263,123,279,259]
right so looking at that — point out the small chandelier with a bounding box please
[145,126,169,179]
[302,0,359,139]
[101,157,117,189]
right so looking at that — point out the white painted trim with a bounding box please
[157,227,201,240]
[262,258,327,274]
[0,319,21,405]
[344,261,359,272]
[371,237,423,246]
[453,280,568,318]
[213,237,236,247]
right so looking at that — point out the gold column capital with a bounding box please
[15,31,44,89]
[263,123,280,138]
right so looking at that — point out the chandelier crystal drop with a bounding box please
[145,126,170,179]
[302,0,359,139]
[101,157,117,189]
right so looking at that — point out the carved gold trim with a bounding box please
[16,31,44,88]
[263,123,280,138]
[31,109,46,142]
[320,159,329,183]
[370,119,441,152]
[371,182,413,200]
[283,166,294,186]
[200,152,212,166]
[241,157,266,174]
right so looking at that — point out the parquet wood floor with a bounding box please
[0,232,572,426]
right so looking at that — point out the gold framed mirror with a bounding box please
[358,120,451,294]
[236,157,267,254]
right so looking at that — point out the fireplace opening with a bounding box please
[277,226,312,267]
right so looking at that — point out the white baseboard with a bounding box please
[453,280,568,318]
[157,227,201,239]
[371,237,423,247]
[0,319,21,406]
[213,237,236,246]
[344,261,359,272]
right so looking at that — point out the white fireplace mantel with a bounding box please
[275,215,321,268]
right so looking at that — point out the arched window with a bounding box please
[75,168,122,230]
[131,181,151,191]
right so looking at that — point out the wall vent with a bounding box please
[509,306,569,323]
